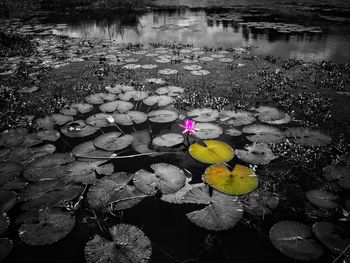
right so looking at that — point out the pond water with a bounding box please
[47,8,350,63]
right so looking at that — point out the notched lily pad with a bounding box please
[65,161,114,184]
[194,123,223,139]
[243,124,285,143]
[61,120,99,138]
[0,128,28,147]
[220,110,256,126]
[112,111,147,125]
[286,127,331,146]
[152,133,184,147]
[323,165,350,189]
[84,224,152,263]
[243,190,279,216]
[72,141,114,160]
[189,140,234,164]
[99,100,134,113]
[235,143,278,165]
[187,108,219,122]
[94,132,133,151]
[306,189,338,209]
[147,110,178,123]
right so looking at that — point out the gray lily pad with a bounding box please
[312,222,350,254]
[99,100,134,113]
[0,128,28,147]
[131,130,154,153]
[182,185,243,231]
[158,69,178,75]
[85,93,117,104]
[86,113,113,128]
[65,161,114,184]
[0,190,17,212]
[22,130,60,147]
[152,133,184,147]
[1,177,28,191]
[183,65,202,71]
[161,178,204,204]
[112,111,147,125]
[20,184,82,211]
[323,165,350,189]
[18,209,75,246]
[133,163,186,195]
[36,115,73,129]
[19,180,66,200]
[61,120,99,138]
[306,189,338,209]
[187,108,219,122]
[220,110,256,126]
[72,141,114,161]
[194,123,223,139]
[147,110,178,123]
[94,132,133,151]
[110,185,148,211]
[84,224,152,263]
[144,78,166,85]
[155,86,184,96]
[243,124,285,143]
[243,190,279,216]
[23,153,75,181]
[0,238,13,262]
[0,213,10,235]
[20,144,56,166]
[143,95,174,107]
[286,127,331,146]
[225,128,242,136]
[119,91,148,101]
[269,221,324,261]
[235,143,278,165]
[0,162,23,187]
[71,103,94,114]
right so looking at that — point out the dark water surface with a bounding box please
[46,6,350,63]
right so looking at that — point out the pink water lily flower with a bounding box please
[179,119,199,135]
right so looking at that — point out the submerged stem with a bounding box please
[76,152,176,159]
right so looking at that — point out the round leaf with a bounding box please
[189,140,234,164]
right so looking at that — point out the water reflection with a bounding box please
[49,8,350,63]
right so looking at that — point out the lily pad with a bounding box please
[306,189,338,209]
[72,141,114,160]
[147,110,178,123]
[155,86,184,96]
[183,65,202,71]
[141,64,158,69]
[182,185,243,231]
[204,164,258,195]
[258,109,291,125]
[20,144,56,166]
[71,103,94,114]
[0,162,23,187]
[94,132,133,151]
[133,163,186,195]
[225,128,242,136]
[193,123,223,139]
[189,140,234,164]
[99,100,134,113]
[243,190,279,216]
[152,133,184,147]
[84,224,152,263]
[0,128,28,147]
[220,110,256,126]
[323,165,350,189]
[158,69,178,75]
[65,161,114,183]
[112,111,147,125]
[22,130,60,147]
[143,95,174,107]
[219,58,234,63]
[119,91,148,102]
[144,78,166,85]
[86,113,113,128]
[312,222,350,254]
[235,143,278,165]
[269,221,324,261]
[0,191,17,212]
[36,115,73,130]
[243,124,285,143]
[131,130,154,153]
[187,108,219,122]
[18,209,75,246]
[199,57,214,62]
[85,93,117,104]
[190,69,211,76]
[0,238,13,261]
[61,120,99,138]
[286,127,331,146]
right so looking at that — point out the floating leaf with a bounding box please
[204,164,258,195]
[312,222,350,254]
[99,100,134,113]
[194,123,223,139]
[323,165,350,189]
[152,133,184,147]
[158,69,178,75]
[182,185,243,231]
[144,78,166,85]
[123,64,141,69]
[72,141,114,160]
[161,178,204,204]
[143,95,174,107]
[219,58,234,63]
[93,132,133,151]
[155,86,184,96]
[119,91,148,101]
[71,103,94,113]
[86,113,113,128]
[85,93,117,104]
[243,124,285,143]
[190,69,210,76]
[20,144,56,166]
[19,208,75,246]
[183,65,202,71]
[189,140,234,164]
[286,127,331,146]
[235,143,278,165]
[147,110,178,123]
[85,224,152,263]
[0,162,23,187]
[258,110,291,125]
[36,115,73,130]
[0,128,28,147]
[112,111,147,125]
[65,161,114,184]
[110,185,147,211]
[22,130,60,147]
[141,64,158,69]
[219,110,256,126]
[243,190,279,216]
[61,120,99,138]
[199,57,214,62]
[19,180,66,200]
[306,189,338,209]
[131,130,154,153]
[133,163,186,195]
[211,54,226,58]
[0,190,17,212]
[269,221,324,261]
[187,108,219,122]
[0,238,13,262]
[225,128,242,136]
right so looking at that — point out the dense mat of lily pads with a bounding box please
[0,20,350,263]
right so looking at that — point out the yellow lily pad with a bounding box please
[189,140,234,164]
[203,164,258,195]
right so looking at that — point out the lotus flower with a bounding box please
[179,119,199,135]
